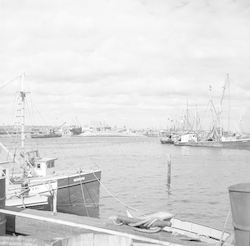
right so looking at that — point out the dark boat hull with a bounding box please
[31,133,62,138]
[9,170,102,218]
[69,126,82,135]
[160,138,174,144]
[56,170,101,217]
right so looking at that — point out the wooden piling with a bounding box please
[167,155,171,188]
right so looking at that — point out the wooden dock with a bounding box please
[0,207,231,246]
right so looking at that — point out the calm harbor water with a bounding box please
[1,135,250,233]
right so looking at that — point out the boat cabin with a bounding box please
[180,133,198,143]
[33,158,57,177]
[25,150,56,177]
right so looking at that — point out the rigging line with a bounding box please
[0,76,19,90]
[29,99,48,126]
[92,171,140,212]
[87,154,100,170]
[25,75,48,127]
[78,172,89,217]
[25,95,35,127]
[25,77,36,125]
[199,100,210,129]
[7,88,19,126]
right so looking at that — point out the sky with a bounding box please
[0,0,250,133]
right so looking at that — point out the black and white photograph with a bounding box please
[0,0,250,245]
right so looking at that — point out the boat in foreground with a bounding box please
[0,73,101,217]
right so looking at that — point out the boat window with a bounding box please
[51,161,54,167]
[37,164,41,169]
[46,161,55,168]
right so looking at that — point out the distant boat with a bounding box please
[175,75,250,150]
[0,73,101,217]
[174,131,250,149]
[160,136,174,144]
[69,125,82,135]
[30,130,62,138]
[30,123,66,139]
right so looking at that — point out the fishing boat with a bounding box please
[0,73,101,217]
[30,122,66,138]
[174,131,250,149]
[30,130,62,138]
[175,75,250,150]
[160,136,175,144]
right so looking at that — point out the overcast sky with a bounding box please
[1,0,250,133]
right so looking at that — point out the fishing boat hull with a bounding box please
[174,138,250,149]
[160,138,174,144]
[69,126,82,135]
[56,170,101,217]
[6,170,101,217]
[31,133,62,138]
[174,140,223,147]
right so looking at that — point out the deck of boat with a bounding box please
[2,207,227,246]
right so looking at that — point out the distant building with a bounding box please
[90,121,112,131]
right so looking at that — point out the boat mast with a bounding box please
[227,74,230,132]
[186,99,189,132]
[209,85,220,133]
[20,73,27,177]
[219,74,230,136]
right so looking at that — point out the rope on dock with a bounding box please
[109,215,171,234]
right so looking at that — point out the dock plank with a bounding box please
[4,207,223,246]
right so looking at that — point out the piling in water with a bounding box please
[167,155,171,188]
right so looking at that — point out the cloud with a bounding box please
[0,0,250,130]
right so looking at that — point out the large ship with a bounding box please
[69,125,82,135]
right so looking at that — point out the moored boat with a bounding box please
[160,137,174,144]
[175,75,250,150]
[0,73,101,217]
[69,125,82,135]
[30,130,62,138]
[30,122,66,138]
[174,131,250,149]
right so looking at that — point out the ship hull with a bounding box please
[174,139,250,149]
[56,170,101,217]
[6,170,101,218]
[69,126,82,135]
[31,133,62,138]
